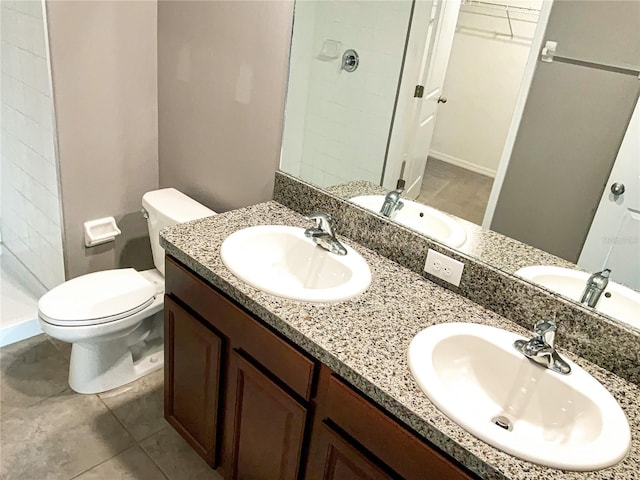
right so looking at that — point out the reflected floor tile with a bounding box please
[0,390,134,480]
[98,368,166,442]
[140,427,221,480]
[0,334,69,417]
[73,445,166,480]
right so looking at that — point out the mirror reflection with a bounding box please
[280,0,640,310]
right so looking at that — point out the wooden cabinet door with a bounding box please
[224,350,307,480]
[164,296,223,467]
[306,421,394,480]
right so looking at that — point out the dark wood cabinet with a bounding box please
[306,421,393,480]
[164,296,223,466]
[308,367,475,480]
[224,350,308,480]
[164,256,478,480]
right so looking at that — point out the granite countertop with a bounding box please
[160,201,639,480]
[325,179,576,273]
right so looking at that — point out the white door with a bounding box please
[388,0,460,199]
[578,97,640,290]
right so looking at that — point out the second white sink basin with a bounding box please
[408,323,630,471]
[350,195,467,247]
[220,225,371,302]
[516,266,640,329]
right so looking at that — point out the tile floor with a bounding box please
[0,335,222,480]
[417,157,494,225]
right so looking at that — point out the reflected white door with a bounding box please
[578,97,640,290]
[401,0,460,198]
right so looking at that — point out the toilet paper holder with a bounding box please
[84,217,122,247]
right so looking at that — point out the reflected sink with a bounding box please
[516,266,640,328]
[220,225,371,302]
[350,195,467,247]
[408,323,630,470]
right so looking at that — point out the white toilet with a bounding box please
[38,188,215,394]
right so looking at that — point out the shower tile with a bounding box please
[98,368,166,442]
[0,390,134,479]
[0,334,69,417]
[73,445,165,480]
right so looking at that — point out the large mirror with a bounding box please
[279,0,640,327]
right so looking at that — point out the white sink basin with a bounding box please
[350,195,467,247]
[220,225,371,302]
[408,323,630,471]
[516,266,640,329]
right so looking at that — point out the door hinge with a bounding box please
[414,85,424,98]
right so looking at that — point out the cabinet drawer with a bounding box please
[323,372,475,480]
[165,256,316,400]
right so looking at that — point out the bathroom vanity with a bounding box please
[164,257,473,479]
[161,202,640,480]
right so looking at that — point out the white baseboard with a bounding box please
[429,150,497,178]
[1,318,43,348]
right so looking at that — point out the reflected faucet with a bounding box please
[513,320,571,375]
[380,189,405,218]
[580,269,610,308]
[304,212,347,256]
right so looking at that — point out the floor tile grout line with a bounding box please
[0,386,71,420]
[94,387,168,445]
[94,393,138,442]
[95,392,171,479]
[67,446,131,480]
[134,424,171,445]
[138,434,173,480]
[139,447,171,480]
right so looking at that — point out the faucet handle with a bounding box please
[534,319,557,346]
[305,212,335,235]
[386,188,404,199]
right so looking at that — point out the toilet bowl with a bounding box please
[38,188,215,394]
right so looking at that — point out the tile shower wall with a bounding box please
[1,0,65,289]
[281,1,412,188]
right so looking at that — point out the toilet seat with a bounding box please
[39,268,157,327]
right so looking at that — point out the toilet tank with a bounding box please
[142,188,216,276]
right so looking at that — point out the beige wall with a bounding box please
[47,1,159,279]
[158,1,293,212]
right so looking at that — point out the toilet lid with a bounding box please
[38,269,156,326]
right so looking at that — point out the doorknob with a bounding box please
[611,183,626,196]
[437,97,447,104]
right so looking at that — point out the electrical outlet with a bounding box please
[424,249,464,286]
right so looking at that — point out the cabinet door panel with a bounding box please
[165,296,222,466]
[307,421,393,480]
[165,257,316,400]
[225,350,307,480]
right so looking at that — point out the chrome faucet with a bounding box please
[304,212,347,256]
[513,320,571,374]
[580,268,610,308]
[380,189,405,218]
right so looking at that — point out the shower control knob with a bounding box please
[437,97,447,104]
[611,182,625,196]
